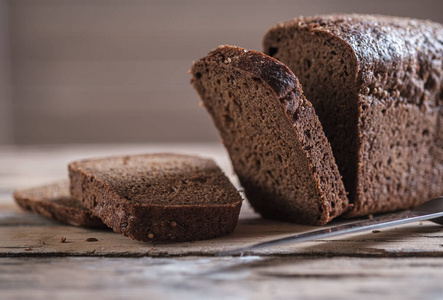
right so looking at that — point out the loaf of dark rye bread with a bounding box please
[263,14,443,217]
[191,45,349,225]
[69,153,243,242]
[13,180,105,228]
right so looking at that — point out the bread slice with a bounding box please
[69,153,242,242]
[13,180,105,228]
[190,45,349,225]
[263,14,443,217]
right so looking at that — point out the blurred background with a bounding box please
[1,0,442,145]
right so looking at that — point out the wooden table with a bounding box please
[1,144,442,299]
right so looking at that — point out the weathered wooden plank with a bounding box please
[0,0,12,144]
[1,203,442,257]
[1,256,442,300]
[9,0,443,144]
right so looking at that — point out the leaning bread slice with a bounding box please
[191,45,349,225]
[69,153,243,242]
[13,180,105,228]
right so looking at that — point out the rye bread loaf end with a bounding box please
[263,14,443,216]
[69,153,242,242]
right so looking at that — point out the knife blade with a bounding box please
[219,196,443,256]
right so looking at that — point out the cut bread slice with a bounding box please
[69,153,243,242]
[191,45,349,225]
[13,180,105,228]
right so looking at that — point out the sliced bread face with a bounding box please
[69,153,243,242]
[13,180,105,228]
[191,45,349,225]
[263,14,443,216]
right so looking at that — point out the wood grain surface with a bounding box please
[2,256,443,300]
[2,202,443,258]
[1,144,443,299]
[4,0,443,145]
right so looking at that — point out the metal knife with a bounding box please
[219,196,443,256]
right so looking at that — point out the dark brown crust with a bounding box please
[265,14,443,103]
[69,153,243,242]
[205,45,297,97]
[13,180,106,228]
[263,14,443,216]
[191,45,349,225]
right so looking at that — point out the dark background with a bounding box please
[1,0,442,145]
